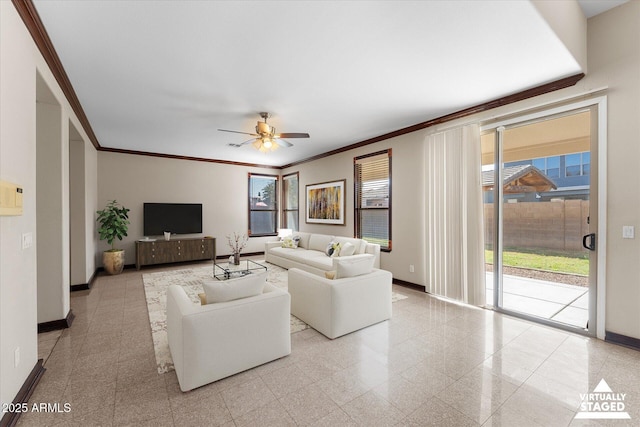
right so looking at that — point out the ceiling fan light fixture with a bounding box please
[219,112,309,153]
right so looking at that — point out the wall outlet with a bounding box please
[623,226,635,239]
[14,347,20,367]
[409,264,415,273]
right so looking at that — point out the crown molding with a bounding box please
[97,147,280,170]
[281,73,585,168]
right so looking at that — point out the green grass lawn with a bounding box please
[485,247,589,276]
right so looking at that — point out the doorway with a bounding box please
[482,103,603,336]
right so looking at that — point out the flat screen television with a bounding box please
[143,203,203,236]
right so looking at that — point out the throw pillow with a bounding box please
[202,272,266,304]
[325,270,336,280]
[339,241,356,256]
[198,292,207,305]
[334,254,375,279]
[325,241,341,257]
[281,236,298,248]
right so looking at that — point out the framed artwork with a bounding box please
[305,179,346,225]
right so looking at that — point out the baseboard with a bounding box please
[96,263,137,274]
[0,359,46,427]
[37,309,75,334]
[70,269,99,292]
[392,278,426,292]
[605,331,640,351]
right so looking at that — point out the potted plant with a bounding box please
[96,200,130,275]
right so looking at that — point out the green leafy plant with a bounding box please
[96,200,130,251]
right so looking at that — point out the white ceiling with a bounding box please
[30,1,619,167]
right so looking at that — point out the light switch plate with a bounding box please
[622,226,635,239]
[22,232,32,249]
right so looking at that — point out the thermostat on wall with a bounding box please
[0,180,24,216]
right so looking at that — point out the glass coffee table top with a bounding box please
[213,259,267,280]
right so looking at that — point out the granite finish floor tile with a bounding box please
[20,259,640,427]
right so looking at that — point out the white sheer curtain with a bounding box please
[424,124,485,306]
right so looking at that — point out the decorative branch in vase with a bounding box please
[226,232,248,265]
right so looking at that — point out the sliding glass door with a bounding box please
[483,107,599,335]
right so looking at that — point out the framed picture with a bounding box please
[305,179,346,225]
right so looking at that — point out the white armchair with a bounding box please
[288,266,392,339]
[166,283,291,391]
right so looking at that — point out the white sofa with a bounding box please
[288,258,392,339]
[265,232,380,276]
[166,283,291,392]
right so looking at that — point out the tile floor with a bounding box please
[19,260,640,426]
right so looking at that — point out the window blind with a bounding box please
[354,150,391,251]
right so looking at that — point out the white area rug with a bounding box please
[143,261,408,374]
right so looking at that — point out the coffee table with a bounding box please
[213,259,267,280]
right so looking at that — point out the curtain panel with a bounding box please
[424,124,485,306]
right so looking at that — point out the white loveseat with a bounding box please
[166,282,291,392]
[265,232,380,276]
[288,255,392,339]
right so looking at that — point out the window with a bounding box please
[282,172,299,231]
[248,173,278,236]
[354,149,391,251]
[532,155,560,178]
[566,152,590,177]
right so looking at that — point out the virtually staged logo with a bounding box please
[575,379,631,420]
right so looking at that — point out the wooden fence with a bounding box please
[484,200,589,252]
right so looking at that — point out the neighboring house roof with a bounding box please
[482,164,557,193]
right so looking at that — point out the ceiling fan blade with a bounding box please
[218,129,259,137]
[274,138,293,148]
[276,133,309,139]
[227,138,257,148]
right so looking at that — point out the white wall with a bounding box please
[0,2,98,406]
[0,1,39,407]
[97,152,281,264]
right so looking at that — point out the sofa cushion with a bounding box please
[357,239,368,254]
[333,254,375,279]
[288,251,334,270]
[203,272,266,303]
[294,232,311,249]
[309,234,334,252]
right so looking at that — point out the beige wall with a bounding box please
[532,0,587,71]
[283,131,428,285]
[586,1,640,339]
[97,152,281,265]
[0,2,98,406]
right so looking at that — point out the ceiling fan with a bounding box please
[218,112,310,152]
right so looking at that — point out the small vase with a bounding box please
[232,252,241,265]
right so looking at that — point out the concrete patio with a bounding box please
[486,272,589,329]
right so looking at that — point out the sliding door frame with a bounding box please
[481,95,607,339]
